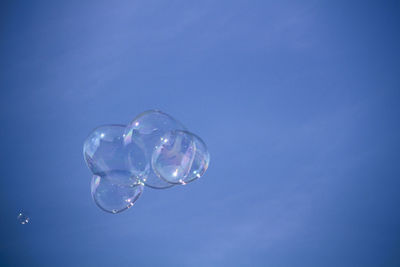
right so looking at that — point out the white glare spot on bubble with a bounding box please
[17,212,30,224]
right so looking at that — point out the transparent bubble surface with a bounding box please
[17,211,30,224]
[152,130,210,185]
[124,110,187,189]
[91,170,144,214]
[83,124,148,181]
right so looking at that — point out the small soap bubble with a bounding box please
[91,170,144,214]
[124,110,187,189]
[83,124,148,182]
[152,130,210,185]
[17,211,30,224]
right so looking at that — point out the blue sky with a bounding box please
[0,1,399,266]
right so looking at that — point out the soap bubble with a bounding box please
[151,130,196,184]
[91,170,144,214]
[124,110,187,189]
[17,211,30,224]
[83,124,148,182]
[152,130,210,185]
[84,110,210,214]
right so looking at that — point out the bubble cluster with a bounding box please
[83,110,210,214]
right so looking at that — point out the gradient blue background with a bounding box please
[1,1,399,266]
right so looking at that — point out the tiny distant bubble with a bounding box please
[17,211,30,224]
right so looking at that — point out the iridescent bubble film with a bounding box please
[83,110,210,214]
[152,130,210,185]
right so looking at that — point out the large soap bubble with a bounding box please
[83,110,210,214]
[91,170,144,214]
[83,124,148,181]
[152,130,210,185]
[124,110,187,189]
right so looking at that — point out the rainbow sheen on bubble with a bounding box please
[152,130,210,185]
[83,110,210,214]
